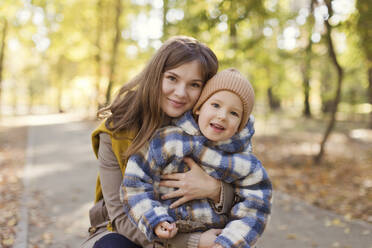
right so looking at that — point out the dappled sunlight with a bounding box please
[56,201,91,235]
[254,115,372,224]
[23,162,80,182]
[0,112,92,127]
[350,129,372,142]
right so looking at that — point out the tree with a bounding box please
[162,0,169,41]
[105,0,122,105]
[315,0,345,163]
[301,0,316,117]
[94,0,104,110]
[0,17,7,116]
[356,0,372,128]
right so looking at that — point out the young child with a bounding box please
[122,68,272,248]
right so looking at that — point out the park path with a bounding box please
[15,117,372,248]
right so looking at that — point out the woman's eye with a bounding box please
[211,103,219,108]
[190,82,202,88]
[168,76,176,82]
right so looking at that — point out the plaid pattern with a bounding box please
[122,111,272,247]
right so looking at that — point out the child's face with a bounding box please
[195,90,243,142]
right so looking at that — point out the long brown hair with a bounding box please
[98,36,218,158]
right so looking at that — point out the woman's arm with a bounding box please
[160,157,235,213]
[98,133,216,248]
[97,133,152,247]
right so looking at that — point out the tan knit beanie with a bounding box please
[193,68,255,132]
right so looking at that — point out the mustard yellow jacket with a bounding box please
[91,119,136,203]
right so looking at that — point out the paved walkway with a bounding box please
[15,118,372,248]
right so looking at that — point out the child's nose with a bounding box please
[217,110,227,119]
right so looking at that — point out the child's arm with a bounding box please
[121,142,174,241]
[155,221,178,239]
[215,154,272,248]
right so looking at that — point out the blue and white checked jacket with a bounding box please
[122,111,272,248]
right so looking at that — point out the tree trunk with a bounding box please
[95,0,103,110]
[105,0,122,106]
[302,0,316,118]
[229,0,238,50]
[369,67,372,128]
[0,18,8,116]
[356,0,372,128]
[302,42,312,118]
[56,57,64,113]
[314,0,344,163]
[162,0,169,41]
[267,87,280,110]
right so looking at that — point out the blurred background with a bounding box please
[0,0,370,120]
[0,0,371,246]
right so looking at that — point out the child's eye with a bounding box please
[211,103,220,108]
[231,111,239,117]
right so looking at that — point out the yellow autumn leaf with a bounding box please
[7,217,17,226]
[2,238,14,246]
[286,233,297,240]
[42,232,53,244]
[331,218,346,227]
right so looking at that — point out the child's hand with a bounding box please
[155,221,178,239]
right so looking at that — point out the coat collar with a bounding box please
[173,111,255,153]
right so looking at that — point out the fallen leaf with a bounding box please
[7,217,17,226]
[332,241,340,247]
[2,238,14,246]
[42,232,53,244]
[286,233,297,240]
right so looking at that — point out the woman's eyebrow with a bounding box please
[166,71,202,82]
[165,71,179,78]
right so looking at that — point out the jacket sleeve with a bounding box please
[96,133,153,247]
[215,154,272,248]
[122,141,174,241]
[98,133,209,248]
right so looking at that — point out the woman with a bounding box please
[81,36,236,248]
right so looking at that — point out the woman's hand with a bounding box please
[198,229,222,248]
[160,157,221,208]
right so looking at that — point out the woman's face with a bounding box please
[161,60,204,118]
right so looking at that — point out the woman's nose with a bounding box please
[174,83,187,97]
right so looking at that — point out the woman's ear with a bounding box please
[195,109,200,115]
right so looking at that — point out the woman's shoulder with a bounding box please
[91,119,136,159]
[92,119,136,139]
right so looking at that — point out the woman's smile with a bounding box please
[167,98,186,108]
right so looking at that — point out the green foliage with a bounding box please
[0,0,369,119]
